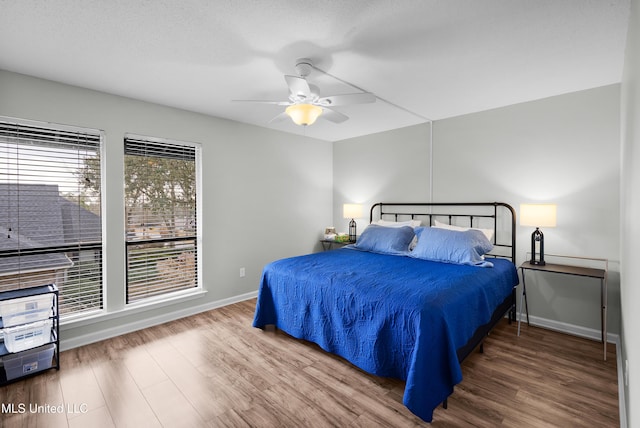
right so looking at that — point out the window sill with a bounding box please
[60,288,207,330]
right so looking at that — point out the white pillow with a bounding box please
[374,219,422,228]
[433,219,494,241]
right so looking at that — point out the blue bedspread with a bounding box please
[252,248,519,422]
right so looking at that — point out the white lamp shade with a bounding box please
[343,203,363,219]
[520,204,557,227]
[285,104,323,126]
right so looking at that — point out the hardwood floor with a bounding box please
[0,299,619,427]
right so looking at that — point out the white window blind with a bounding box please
[124,135,199,303]
[0,118,103,317]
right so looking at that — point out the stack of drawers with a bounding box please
[0,287,58,382]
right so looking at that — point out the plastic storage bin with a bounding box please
[1,319,53,353]
[0,294,53,327]
[2,344,55,381]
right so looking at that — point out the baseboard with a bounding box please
[516,313,618,344]
[60,290,258,351]
[615,335,628,428]
[516,313,626,427]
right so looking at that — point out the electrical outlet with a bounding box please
[239,267,246,278]
[625,359,629,386]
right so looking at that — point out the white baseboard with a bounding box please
[60,290,258,351]
[516,313,618,344]
[516,313,626,427]
[615,335,627,428]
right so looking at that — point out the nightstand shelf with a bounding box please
[320,239,354,251]
[518,256,608,360]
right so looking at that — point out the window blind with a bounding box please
[124,135,199,303]
[0,118,103,317]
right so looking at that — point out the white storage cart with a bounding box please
[0,284,59,384]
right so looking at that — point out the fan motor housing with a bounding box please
[295,58,313,77]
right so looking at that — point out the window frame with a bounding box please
[123,133,202,306]
[0,116,106,320]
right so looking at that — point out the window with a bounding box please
[0,117,103,317]
[124,135,200,303]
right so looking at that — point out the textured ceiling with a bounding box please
[0,0,631,141]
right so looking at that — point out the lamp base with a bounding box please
[530,228,545,266]
[349,218,357,242]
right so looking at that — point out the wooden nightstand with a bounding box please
[518,256,608,360]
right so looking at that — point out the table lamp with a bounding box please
[520,203,557,266]
[343,203,363,242]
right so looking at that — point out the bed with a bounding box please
[253,202,519,422]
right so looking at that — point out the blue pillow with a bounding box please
[410,227,494,267]
[354,225,416,255]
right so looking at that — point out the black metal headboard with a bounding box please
[369,202,516,263]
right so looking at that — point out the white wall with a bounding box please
[333,124,432,234]
[0,69,333,346]
[620,0,639,424]
[333,85,621,338]
[434,85,621,335]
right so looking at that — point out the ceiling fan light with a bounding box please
[285,104,323,126]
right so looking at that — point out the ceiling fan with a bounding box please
[233,58,376,126]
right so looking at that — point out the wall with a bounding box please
[333,85,621,339]
[0,69,333,348]
[333,124,432,234]
[434,85,621,336]
[620,0,639,424]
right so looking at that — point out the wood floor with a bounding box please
[0,299,619,427]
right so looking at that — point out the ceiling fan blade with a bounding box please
[317,92,376,107]
[284,75,311,100]
[321,108,349,123]
[268,112,290,124]
[232,99,291,106]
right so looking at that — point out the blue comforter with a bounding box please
[252,248,519,422]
